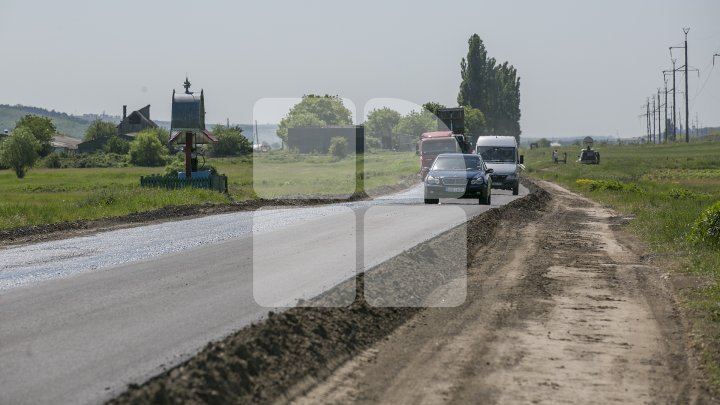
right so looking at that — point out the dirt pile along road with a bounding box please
[292,181,713,404]
[112,180,714,404]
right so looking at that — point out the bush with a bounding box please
[163,153,185,177]
[61,153,127,168]
[104,136,130,155]
[688,201,720,248]
[129,131,169,167]
[43,152,62,168]
[329,136,348,159]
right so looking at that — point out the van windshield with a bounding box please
[477,146,516,163]
[422,138,458,154]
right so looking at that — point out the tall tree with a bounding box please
[463,106,486,139]
[458,34,521,142]
[14,114,56,157]
[276,95,353,143]
[0,127,40,178]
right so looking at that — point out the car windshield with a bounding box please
[477,146,515,162]
[432,156,480,171]
[422,138,457,154]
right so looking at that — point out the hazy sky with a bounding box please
[1,0,718,138]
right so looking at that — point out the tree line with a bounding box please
[274,34,521,147]
[0,114,253,178]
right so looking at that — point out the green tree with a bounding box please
[83,119,117,141]
[422,102,447,117]
[537,138,551,148]
[458,34,521,141]
[0,128,40,178]
[276,95,353,143]
[104,135,130,154]
[365,108,401,146]
[207,125,252,157]
[140,127,170,145]
[393,110,437,139]
[128,130,168,166]
[14,114,56,157]
[463,106,487,139]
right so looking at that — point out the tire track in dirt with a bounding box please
[291,181,712,404]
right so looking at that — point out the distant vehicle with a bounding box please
[423,153,493,205]
[475,135,524,195]
[419,131,472,179]
[578,146,600,164]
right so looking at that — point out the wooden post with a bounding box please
[185,132,193,179]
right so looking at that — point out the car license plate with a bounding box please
[445,187,465,193]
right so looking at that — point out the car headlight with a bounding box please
[470,176,485,185]
[426,175,440,185]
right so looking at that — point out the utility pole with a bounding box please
[663,59,678,141]
[652,97,656,144]
[657,90,662,144]
[640,100,651,143]
[683,28,690,142]
[663,81,668,143]
[646,99,651,143]
[670,28,692,142]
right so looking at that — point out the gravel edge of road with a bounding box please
[108,179,551,405]
[0,176,420,247]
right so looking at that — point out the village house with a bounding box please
[77,105,158,153]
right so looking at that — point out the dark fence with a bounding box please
[140,174,228,193]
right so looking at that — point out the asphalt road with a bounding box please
[0,183,528,405]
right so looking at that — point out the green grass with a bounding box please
[0,151,419,229]
[0,167,231,229]
[524,140,720,391]
[212,151,418,198]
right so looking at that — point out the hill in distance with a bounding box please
[0,104,119,139]
[0,104,281,146]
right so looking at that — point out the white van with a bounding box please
[475,135,524,195]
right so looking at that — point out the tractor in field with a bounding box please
[578,136,600,165]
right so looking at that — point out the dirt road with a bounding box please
[292,181,711,404]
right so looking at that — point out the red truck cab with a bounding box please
[419,131,470,179]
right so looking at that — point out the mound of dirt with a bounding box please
[109,180,551,404]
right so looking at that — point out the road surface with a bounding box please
[0,184,528,405]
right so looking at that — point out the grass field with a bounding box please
[0,151,418,229]
[523,140,720,389]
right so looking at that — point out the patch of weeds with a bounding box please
[668,188,710,200]
[575,178,644,193]
[688,201,720,248]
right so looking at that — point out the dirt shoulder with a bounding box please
[291,181,715,404]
